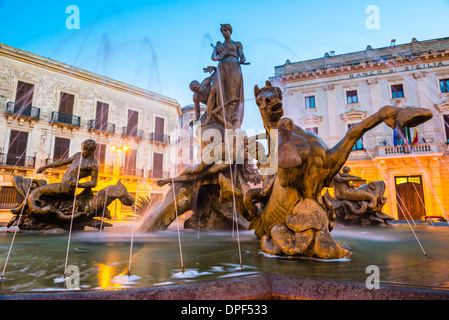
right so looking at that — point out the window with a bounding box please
[346,90,358,104]
[7,130,28,166]
[95,101,109,131]
[444,115,449,144]
[15,81,34,106]
[59,92,75,115]
[0,186,24,210]
[127,110,139,137]
[348,124,363,150]
[152,153,164,178]
[391,84,404,99]
[305,127,318,134]
[57,92,75,124]
[440,79,449,93]
[305,96,316,109]
[125,149,137,170]
[154,116,165,142]
[95,144,106,165]
[53,137,70,161]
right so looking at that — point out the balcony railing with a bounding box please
[5,102,40,119]
[50,111,81,127]
[88,120,115,134]
[99,164,114,175]
[148,170,170,180]
[0,153,36,168]
[376,142,438,156]
[149,132,171,145]
[121,127,144,139]
[119,167,145,178]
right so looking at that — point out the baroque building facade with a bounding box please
[270,36,449,221]
[0,43,181,220]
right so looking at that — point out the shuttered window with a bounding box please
[96,101,109,130]
[15,81,34,106]
[127,110,139,137]
[53,137,70,161]
[7,130,28,166]
[153,153,163,178]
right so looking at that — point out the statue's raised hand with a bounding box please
[36,166,47,174]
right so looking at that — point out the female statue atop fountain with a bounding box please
[210,23,246,128]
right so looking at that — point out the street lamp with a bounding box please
[110,145,128,219]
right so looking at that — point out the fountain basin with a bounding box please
[0,222,449,299]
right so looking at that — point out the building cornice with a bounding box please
[0,43,181,116]
[271,37,449,84]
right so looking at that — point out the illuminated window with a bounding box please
[395,176,421,185]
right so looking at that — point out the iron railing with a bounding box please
[0,153,36,168]
[121,127,144,139]
[148,170,170,179]
[119,167,145,178]
[50,111,81,127]
[149,132,170,145]
[5,102,40,119]
[87,120,115,134]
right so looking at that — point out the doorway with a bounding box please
[395,176,426,220]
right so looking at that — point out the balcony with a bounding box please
[121,127,144,140]
[149,132,171,145]
[5,102,40,120]
[99,164,114,175]
[88,120,115,134]
[119,167,145,178]
[50,111,81,127]
[376,142,439,157]
[0,153,36,168]
[148,170,170,180]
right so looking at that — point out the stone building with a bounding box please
[270,36,449,221]
[0,43,181,220]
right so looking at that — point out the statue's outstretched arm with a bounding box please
[37,153,77,173]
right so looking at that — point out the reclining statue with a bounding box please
[8,139,135,231]
[324,166,394,226]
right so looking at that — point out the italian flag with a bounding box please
[412,127,419,144]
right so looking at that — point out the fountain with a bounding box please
[325,166,394,227]
[1,24,449,301]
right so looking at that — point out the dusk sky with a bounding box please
[1,0,449,130]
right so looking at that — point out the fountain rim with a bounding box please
[0,272,448,300]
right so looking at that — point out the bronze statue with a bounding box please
[324,167,393,226]
[138,24,259,233]
[211,23,247,128]
[190,66,216,122]
[244,81,432,259]
[8,139,135,231]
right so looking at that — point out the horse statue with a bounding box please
[244,80,433,259]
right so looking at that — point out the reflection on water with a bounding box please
[1,222,449,293]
